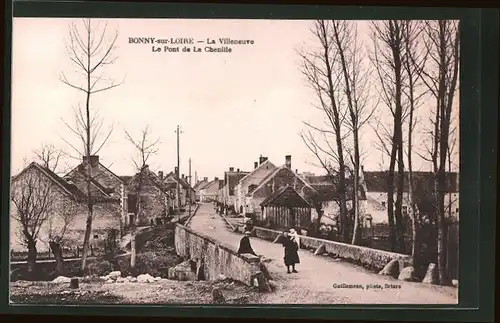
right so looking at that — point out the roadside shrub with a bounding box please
[86,260,113,277]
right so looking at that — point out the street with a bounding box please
[189,203,458,304]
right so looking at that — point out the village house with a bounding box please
[360,167,460,224]
[221,167,250,211]
[234,156,277,215]
[302,174,366,225]
[64,155,124,200]
[10,162,122,254]
[199,177,220,202]
[247,155,318,222]
[163,167,196,209]
[125,166,171,227]
[193,177,209,202]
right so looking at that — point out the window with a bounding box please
[402,206,408,212]
[93,234,99,239]
[381,202,386,207]
[456,208,459,213]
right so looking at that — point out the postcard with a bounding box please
[9,17,460,306]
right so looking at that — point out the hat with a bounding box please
[244,231,252,235]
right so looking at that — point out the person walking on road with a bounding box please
[281,229,300,274]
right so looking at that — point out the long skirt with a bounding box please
[284,248,300,266]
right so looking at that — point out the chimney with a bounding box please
[182,174,185,180]
[254,161,258,169]
[295,169,298,174]
[229,167,234,172]
[285,155,291,169]
[158,171,164,179]
[237,168,240,172]
[361,165,364,172]
[174,166,179,175]
[83,155,99,167]
[215,177,219,181]
[204,177,208,181]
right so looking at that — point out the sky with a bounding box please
[11,18,460,181]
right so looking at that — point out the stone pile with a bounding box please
[99,271,163,284]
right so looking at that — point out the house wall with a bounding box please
[200,181,219,202]
[249,167,316,218]
[135,184,168,226]
[235,163,277,214]
[10,179,121,254]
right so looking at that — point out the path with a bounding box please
[189,203,458,304]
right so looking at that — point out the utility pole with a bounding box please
[175,125,182,221]
[188,158,192,217]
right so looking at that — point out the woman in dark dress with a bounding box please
[281,231,300,273]
[237,231,257,256]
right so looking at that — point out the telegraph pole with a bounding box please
[175,125,182,221]
[188,158,192,217]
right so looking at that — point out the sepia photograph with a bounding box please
[9,17,460,306]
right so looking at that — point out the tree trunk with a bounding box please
[81,28,93,272]
[351,129,362,245]
[49,241,66,276]
[26,240,37,279]
[387,148,398,252]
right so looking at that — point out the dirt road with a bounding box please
[189,203,458,304]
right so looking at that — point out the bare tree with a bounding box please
[298,20,350,243]
[33,143,68,175]
[401,20,428,270]
[414,20,460,285]
[59,18,124,271]
[125,126,160,270]
[11,164,54,276]
[329,21,376,245]
[370,20,408,253]
[43,201,78,275]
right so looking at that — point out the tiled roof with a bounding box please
[128,168,168,192]
[164,171,195,191]
[237,160,276,185]
[261,185,311,208]
[363,171,459,193]
[13,162,117,204]
[193,180,209,190]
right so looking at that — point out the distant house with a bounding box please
[199,177,220,202]
[303,174,366,226]
[193,177,209,202]
[248,155,318,222]
[360,167,460,224]
[126,165,171,227]
[234,156,277,215]
[10,162,121,253]
[163,167,196,209]
[221,167,250,211]
[261,185,312,231]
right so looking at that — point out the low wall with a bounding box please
[174,224,265,286]
[250,226,411,271]
[183,204,201,226]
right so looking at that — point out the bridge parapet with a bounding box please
[174,224,269,289]
[247,226,411,271]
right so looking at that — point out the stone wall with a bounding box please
[174,224,265,286]
[250,226,411,271]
